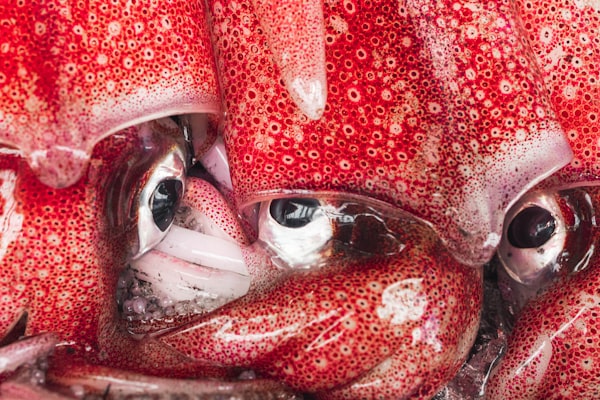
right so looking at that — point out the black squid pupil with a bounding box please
[270,198,321,228]
[507,206,556,249]
[150,179,183,232]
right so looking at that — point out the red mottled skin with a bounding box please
[0,0,236,385]
[0,0,596,399]
[487,213,600,399]
[0,1,220,188]
[0,124,233,379]
[209,0,571,266]
[485,1,600,399]
[162,0,577,397]
[163,221,482,398]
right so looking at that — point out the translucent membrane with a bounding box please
[254,192,424,270]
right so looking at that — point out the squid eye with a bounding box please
[258,197,333,269]
[270,198,321,228]
[131,118,188,259]
[507,206,556,249]
[150,179,184,232]
[498,191,566,286]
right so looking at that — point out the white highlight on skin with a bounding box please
[453,125,572,266]
[510,335,553,395]
[211,314,303,343]
[412,317,443,352]
[509,303,589,395]
[289,77,326,120]
[544,45,566,71]
[376,278,427,325]
[252,0,327,121]
[199,136,233,191]
[573,0,600,11]
[2,74,219,188]
[0,171,23,263]
[0,333,59,374]
[305,310,353,351]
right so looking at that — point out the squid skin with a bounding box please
[162,221,483,398]
[483,2,600,399]
[487,226,600,399]
[0,1,220,188]
[173,0,572,396]
[0,0,242,387]
[0,333,59,375]
[0,0,595,399]
[209,0,572,267]
[0,126,245,382]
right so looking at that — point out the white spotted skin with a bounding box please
[488,253,600,399]
[210,0,572,267]
[162,221,482,398]
[0,1,220,188]
[0,0,599,399]
[486,2,600,399]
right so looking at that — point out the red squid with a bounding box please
[0,0,595,399]
[485,1,600,398]
[162,0,574,398]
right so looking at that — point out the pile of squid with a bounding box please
[0,0,598,399]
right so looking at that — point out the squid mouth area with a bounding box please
[113,184,513,399]
[119,162,253,336]
[0,127,508,399]
[1,178,512,399]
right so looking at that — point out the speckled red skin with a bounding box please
[210,0,572,267]
[485,2,600,398]
[0,0,594,399]
[165,0,574,396]
[0,1,220,188]
[487,236,600,399]
[0,127,232,380]
[0,0,229,379]
[162,222,482,398]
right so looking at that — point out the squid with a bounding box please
[0,0,596,399]
[485,1,600,398]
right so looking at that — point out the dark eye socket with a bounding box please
[150,179,183,231]
[270,198,321,228]
[507,206,556,249]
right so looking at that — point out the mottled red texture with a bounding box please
[486,2,600,398]
[0,1,219,187]
[210,0,571,267]
[516,0,600,184]
[182,178,250,245]
[163,221,482,398]
[0,0,597,398]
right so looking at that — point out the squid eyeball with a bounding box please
[258,197,334,269]
[498,190,567,286]
[257,195,407,270]
[135,163,185,259]
[128,117,191,259]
